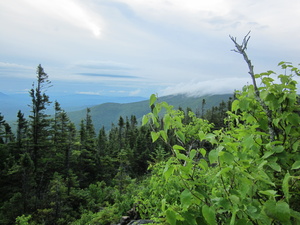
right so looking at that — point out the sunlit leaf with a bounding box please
[291,160,300,170]
[202,205,217,225]
[282,172,290,202]
[180,189,192,210]
[151,131,160,142]
[209,149,218,164]
[189,149,197,160]
[160,130,168,142]
[166,209,176,225]
[150,94,157,106]
[142,115,149,126]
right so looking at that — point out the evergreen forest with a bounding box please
[1,35,300,224]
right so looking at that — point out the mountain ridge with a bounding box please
[67,93,233,132]
[2,92,233,132]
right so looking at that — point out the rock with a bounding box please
[127,219,155,224]
[119,216,131,225]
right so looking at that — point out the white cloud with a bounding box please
[160,77,251,96]
[129,89,141,96]
[117,0,300,44]
[0,62,33,70]
[71,60,137,71]
[23,0,104,37]
[76,91,103,95]
[1,0,300,97]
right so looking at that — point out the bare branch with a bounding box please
[229,31,258,94]
[230,32,275,142]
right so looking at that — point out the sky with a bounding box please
[1,0,300,99]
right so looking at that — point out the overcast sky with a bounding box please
[1,0,300,98]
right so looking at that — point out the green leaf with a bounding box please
[216,166,232,177]
[199,159,208,171]
[205,133,217,144]
[268,162,281,172]
[231,100,239,112]
[259,190,277,197]
[290,209,300,221]
[264,200,290,222]
[150,94,157,106]
[282,172,290,202]
[262,151,274,159]
[142,115,149,126]
[202,205,217,225]
[229,195,240,205]
[287,113,300,126]
[292,141,299,152]
[208,149,218,164]
[163,164,175,180]
[161,198,166,212]
[166,209,177,225]
[173,145,185,151]
[160,130,168,142]
[239,98,249,111]
[291,160,300,170]
[189,149,197,160]
[163,114,171,131]
[175,130,186,144]
[151,131,160,142]
[180,189,192,210]
[273,145,284,153]
[200,148,206,157]
[174,149,189,161]
[199,131,205,140]
[220,152,234,164]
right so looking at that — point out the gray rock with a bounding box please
[127,220,155,224]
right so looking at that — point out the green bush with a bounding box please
[141,61,300,224]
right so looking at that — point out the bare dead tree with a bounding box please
[229,32,275,142]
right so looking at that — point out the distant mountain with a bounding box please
[52,94,147,111]
[0,93,29,121]
[2,91,233,132]
[0,92,147,121]
[67,94,233,132]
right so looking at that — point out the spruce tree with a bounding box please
[29,64,52,171]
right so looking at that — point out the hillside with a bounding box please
[67,94,233,132]
[0,92,146,121]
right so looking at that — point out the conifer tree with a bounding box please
[28,64,52,209]
[16,110,28,152]
[77,108,98,187]
[29,64,52,171]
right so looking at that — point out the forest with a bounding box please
[1,35,300,224]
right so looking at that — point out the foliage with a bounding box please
[15,214,32,225]
[1,47,300,225]
[141,61,300,224]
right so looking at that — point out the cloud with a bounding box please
[23,0,104,37]
[0,62,34,78]
[72,60,137,71]
[160,77,251,97]
[76,91,103,95]
[117,0,300,44]
[129,89,141,96]
[1,0,300,98]
[0,62,33,70]
[77,73,139,79]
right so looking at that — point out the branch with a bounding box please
[229,32,275,142]
[229,31,258,94]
